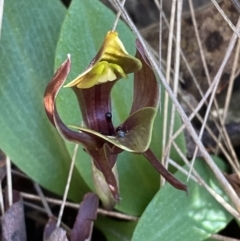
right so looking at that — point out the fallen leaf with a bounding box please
[71,193,99,241]
[1,191,27,241]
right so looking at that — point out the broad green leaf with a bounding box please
[95,216,137,241]
[55,0,186,215]
[132,156,232,241]
[0,0,89,200]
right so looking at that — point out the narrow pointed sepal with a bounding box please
[144,149,187,192]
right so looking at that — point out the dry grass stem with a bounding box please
[21,191,138,221]
[57,144,79,227]
[34,182,52,217]
[0,184,4,215]
[161,0,177,187]
[165,0,183,179]
[6,155,12,207]
[24,201,48,215]
[156,0,163,67]
[0,0,4,38]
[112,0,126,31]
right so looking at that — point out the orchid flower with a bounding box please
[44,31,187,209]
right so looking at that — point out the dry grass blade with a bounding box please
[57,144,79,227]
[0,0,4,38]
[0,184,4,215]
[165,0,183,172]
[20,191,138,221]
[153,0,163,67]
[112,0,126,31]
[34,182,53,217]
[6,156,12,207]
[161,0,176,184]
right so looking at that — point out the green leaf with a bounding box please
[55,0,186,215]
[132,156,233,241]
[0,0,89,199]
[95,216,137,241]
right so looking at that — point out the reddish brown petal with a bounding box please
[130,40,160,114]
[44,57,70,125]
[71,193,98,241]
[44,56,95,148]
[144,149,187,192]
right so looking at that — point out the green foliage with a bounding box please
[95,217,137,241]
[0,0,89,200]
[0,0,233,240]
[132,156,232,241]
